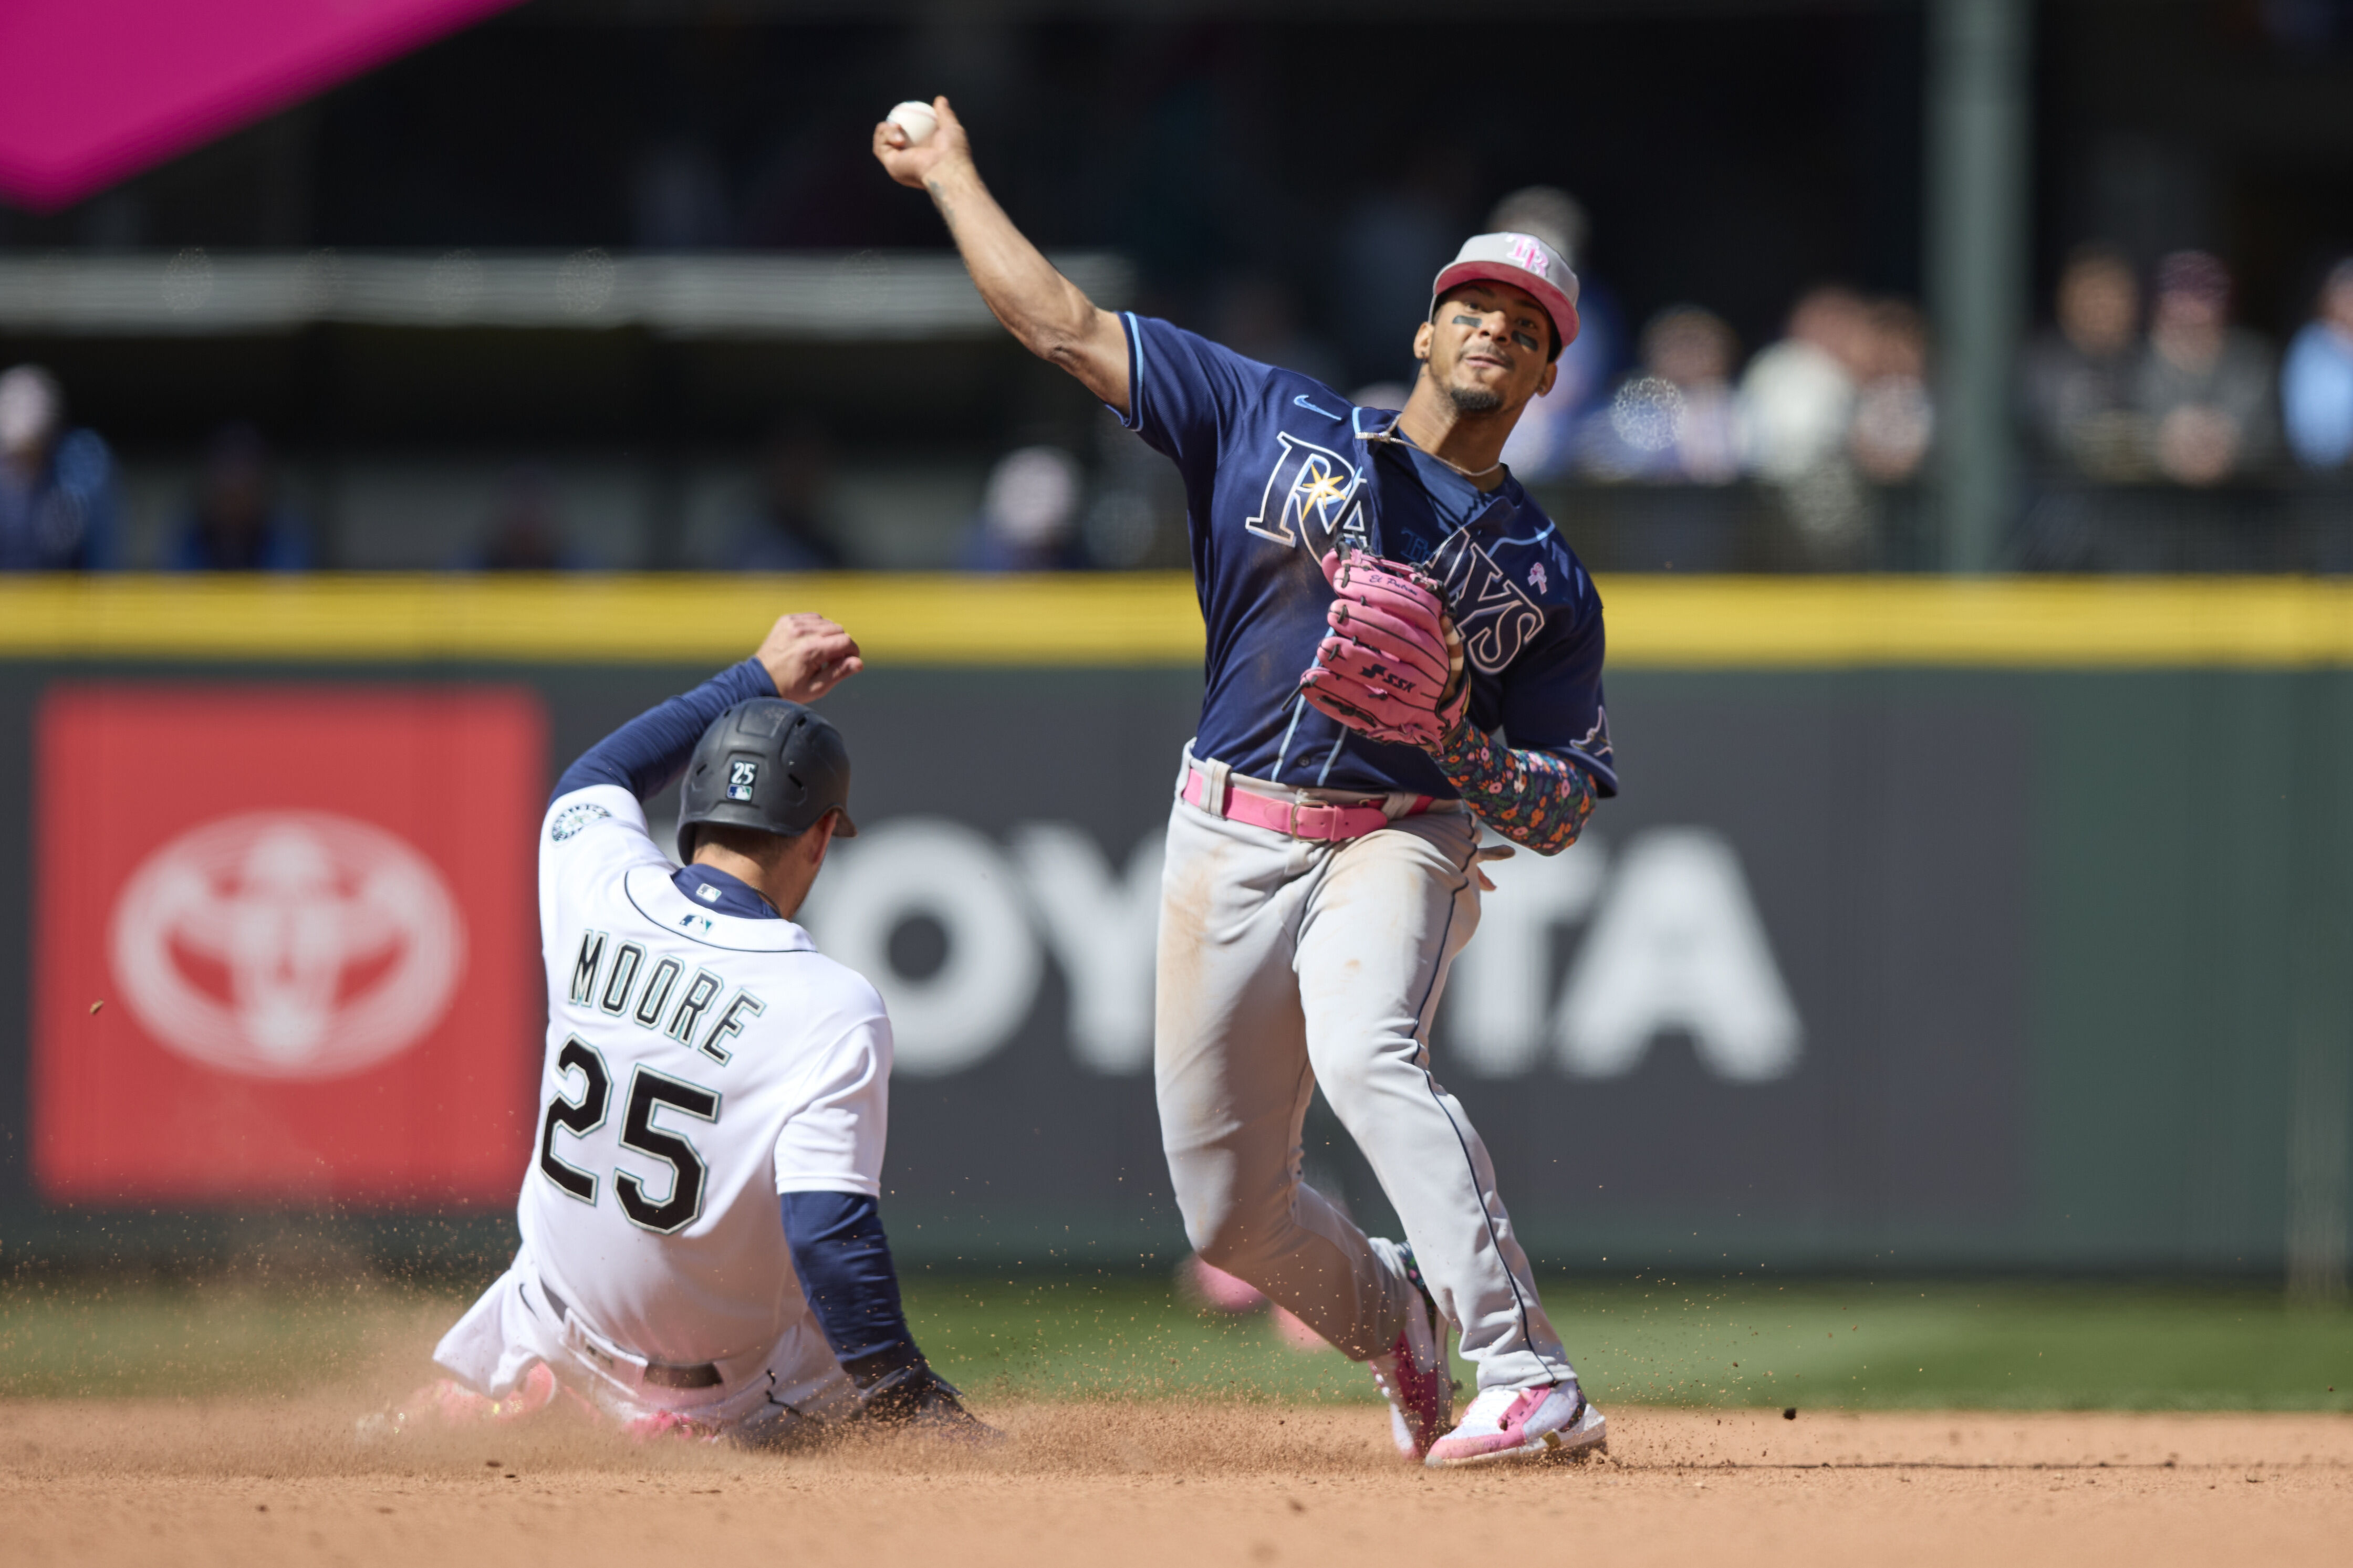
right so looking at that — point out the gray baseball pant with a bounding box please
[1153,749,1577,1394]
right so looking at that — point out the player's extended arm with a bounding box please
[872,98,1130,414]
[781,1191,991,1435]
[551,614,862,803]
[1430,718,1599,857]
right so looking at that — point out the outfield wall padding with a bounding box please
[0,577,2346,1277]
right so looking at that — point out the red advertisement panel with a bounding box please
[34,685,546,1205]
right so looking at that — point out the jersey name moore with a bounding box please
[568,926,767,1066]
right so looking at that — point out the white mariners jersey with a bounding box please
[520,783,891,1368]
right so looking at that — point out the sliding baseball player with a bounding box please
[377,613,986,1448]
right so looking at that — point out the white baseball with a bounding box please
[887,101,939,147]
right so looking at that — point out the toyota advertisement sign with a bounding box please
[33,686,544,1205]
[4,662,2040,1267]
[0,607,2326,1273]
[738,665,2033,1265]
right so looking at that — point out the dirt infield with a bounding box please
[3,1394,2346,1568]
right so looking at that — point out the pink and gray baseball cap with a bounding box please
[1430,232,1581,358]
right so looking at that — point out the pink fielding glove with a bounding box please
[1297,548,1467,749]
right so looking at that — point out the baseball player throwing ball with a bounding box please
[384,612,987,1448]
[878,101,1614,1468]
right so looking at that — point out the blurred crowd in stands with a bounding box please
[1,370,315,572]
[2010,246,2353,570]
[2024,246,2352,485]
[5,195,2351,574]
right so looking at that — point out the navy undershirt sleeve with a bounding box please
[781,1191,926,1388]
[551,657,776,805]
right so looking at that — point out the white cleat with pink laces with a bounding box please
[1424,1383,1607,1469]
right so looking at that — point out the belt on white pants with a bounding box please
[1180,752,1439,842]
[532,1275,726,1391]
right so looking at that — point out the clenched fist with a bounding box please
[755,613,863,704]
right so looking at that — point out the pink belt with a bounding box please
[1182,768,1430,842]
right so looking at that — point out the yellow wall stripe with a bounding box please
[0,575,1205,666]
[1605,577,2353,668]
[2,574,2352,668]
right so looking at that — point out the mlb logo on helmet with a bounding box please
[727,759,759,801]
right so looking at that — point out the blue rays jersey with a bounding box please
[1115,313,1616,799]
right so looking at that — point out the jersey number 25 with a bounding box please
[536,1036,721,1236]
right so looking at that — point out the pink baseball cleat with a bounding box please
[357,1361,560,1441]
[1180,1255,1270,1315]
[1181,1256,1333,1353]
[1270,1305,1329,1352]
[618,1407,722,1445]
[1366,1249,1452,1460]
[1424,1383,1607,1469]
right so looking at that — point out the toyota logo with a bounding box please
[107,811,467,1081]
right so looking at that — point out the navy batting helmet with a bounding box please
[676,698,858,861]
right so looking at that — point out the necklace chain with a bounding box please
[1421,446,1505,484]
[1377,420,1504,483]
[1359,422,1496,542]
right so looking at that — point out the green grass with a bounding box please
[2,1272,2347,1411]
[0,1276,449,1399]
[902,1273,2353,1412]
[1528,1278,2353,1412]
[907,1271,1371,1405]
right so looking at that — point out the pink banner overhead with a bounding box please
[0,0,526,212]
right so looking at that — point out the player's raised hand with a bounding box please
[871,95,970,190]
[756,612,863,703]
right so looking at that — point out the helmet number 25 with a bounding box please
[536,1036,723,1236]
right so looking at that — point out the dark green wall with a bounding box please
[1,657,2345,1278]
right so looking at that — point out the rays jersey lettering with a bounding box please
[1116,312,1617,799]
[1245,434,1369,555]
[1429,530,1545,675]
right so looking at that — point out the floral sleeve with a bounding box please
[1430,716,1598,856]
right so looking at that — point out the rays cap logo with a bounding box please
[1429,232,1581,358]
[107,811,466,1081]
[726,759,759,802]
